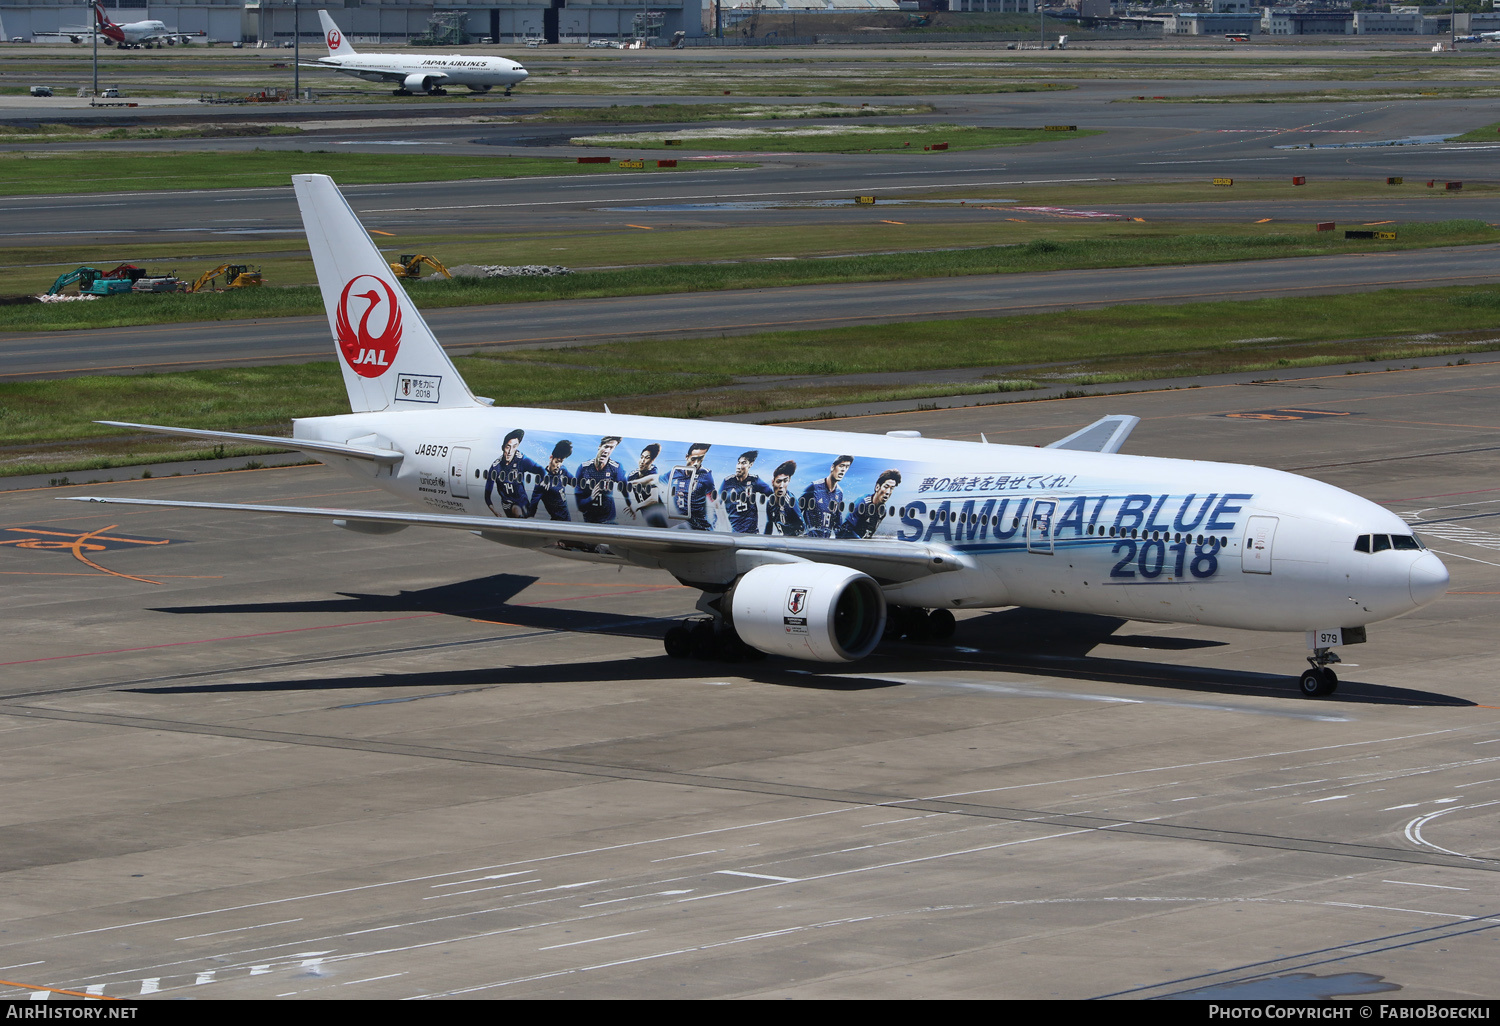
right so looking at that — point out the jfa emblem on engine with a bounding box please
[786,588,807,615]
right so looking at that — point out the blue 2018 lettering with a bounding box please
[1110,536,1221,579]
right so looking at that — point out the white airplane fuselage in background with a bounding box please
[74,175,1449,698]
[92,3,185,47]
[312,10,527,95]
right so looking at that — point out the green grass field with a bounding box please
[0,150,746,198]
[6,283,1498,476]
[6,220,1493,332]
[571,125,1099,153]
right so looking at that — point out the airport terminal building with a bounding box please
[1,0,701,45]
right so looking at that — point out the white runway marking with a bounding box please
[539,931,646,951]
[425,879,541,899]
[177,918,303,941]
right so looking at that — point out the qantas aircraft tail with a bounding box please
[317,10,357,57]
[92,2,124,42]
[292,173,479,414]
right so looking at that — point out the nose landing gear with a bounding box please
[1299,647,1341,697]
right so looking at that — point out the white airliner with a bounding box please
[308,10,527,96]
[89,3,191,48]
[72,175,1450,698]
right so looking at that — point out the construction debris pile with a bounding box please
[447,265,573,278]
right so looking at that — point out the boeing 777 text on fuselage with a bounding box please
[308,10,527,96]
[72,175,1450,698]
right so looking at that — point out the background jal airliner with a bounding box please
[309,10,527,96]
[73,175,1449,699]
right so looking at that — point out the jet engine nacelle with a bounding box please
[403,72,438,93]
[729,562,886,663]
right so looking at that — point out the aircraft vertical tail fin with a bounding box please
[292,174,478,414]
[317,10,357,56]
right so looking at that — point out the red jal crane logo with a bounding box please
[327,29,341,49]
[335,275,402,378]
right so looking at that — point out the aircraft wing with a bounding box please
[64,496,970,585]
[97,421,403,466]
[1044,414,1140,454]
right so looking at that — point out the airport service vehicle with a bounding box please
[73,175,1450,698]
[90,2,192,48]
[309,10,527,96]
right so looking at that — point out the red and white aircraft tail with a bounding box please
[292,173,477,413]
[318,9,357,57]
[92,2,126,44]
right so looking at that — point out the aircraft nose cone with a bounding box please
[516,67,529,81]
[1410,552,1449,607]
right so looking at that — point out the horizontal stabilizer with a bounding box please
[1044,414,1140,454]
[96,421,403,466]
[64,496,968,583]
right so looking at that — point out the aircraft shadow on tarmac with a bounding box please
[143,575,1472,707]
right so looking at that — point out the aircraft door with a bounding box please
[1027,498,1057,554]
[1242,515,1277,574]
[449,446,471,499]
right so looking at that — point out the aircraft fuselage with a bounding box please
[294,405,1445,635]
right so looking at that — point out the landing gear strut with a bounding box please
[1299,647,1341,697]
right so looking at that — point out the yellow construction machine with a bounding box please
[188,264,263,293]
[389,254,451,280]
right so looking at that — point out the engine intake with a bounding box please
[729,563,885,663]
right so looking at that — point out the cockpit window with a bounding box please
[1356,533,1424,553]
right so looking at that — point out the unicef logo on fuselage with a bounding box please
[335,275,403,378]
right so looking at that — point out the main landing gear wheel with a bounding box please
[393,88,413,96]
[662,619,764,664]
[663,623,692,659]
[1298,667,1338,698]
[885,606,956,643]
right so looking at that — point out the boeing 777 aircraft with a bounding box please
[73,175,1450,698]
[308,10,527,96]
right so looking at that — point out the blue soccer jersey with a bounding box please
[530,464,571,521]
[720,474,771,534]
[668,466,717,530]
[575,458,626,523]
[764,493,804,536]
[485,453,540,516]
[836,492,887,539]
[800,479,844,538]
